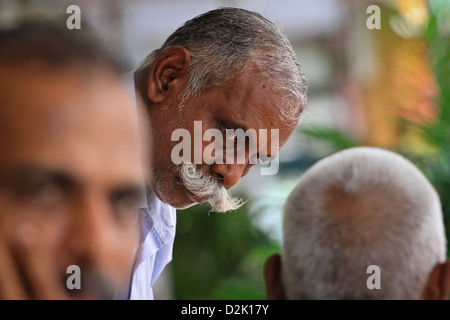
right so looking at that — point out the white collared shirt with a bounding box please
[129,190,176,299]
[123,72,177,300]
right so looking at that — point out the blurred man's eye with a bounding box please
[30,179,62,200]
[17,176,67,208]
[110,189,141,223]
[0,166,77,213]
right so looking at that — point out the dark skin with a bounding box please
[0,62,145,299]
[264,253,450,300]
[135,46,298,209]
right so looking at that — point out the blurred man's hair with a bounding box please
[282,147,446,299]
[0,20,126,73]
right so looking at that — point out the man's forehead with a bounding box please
[0,63,134,130]
[0,141,144,189]
[0,63,143,176]
[206,69,297,130]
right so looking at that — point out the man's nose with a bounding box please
[209,163,250,189]
[65,192,115,265]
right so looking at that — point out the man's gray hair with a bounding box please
[282,147,446,299]
[136,7,307,126]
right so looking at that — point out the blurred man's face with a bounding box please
[0,62,144,299]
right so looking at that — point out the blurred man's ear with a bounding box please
[264,253,287,300]
[421,260,450,300]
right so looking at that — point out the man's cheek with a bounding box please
[115,227,139,264]
[0,199,35,242]
[110,235,138,288]
[0,204,62,265]
[5,208,68,260]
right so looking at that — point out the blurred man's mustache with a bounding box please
[179,162,244,213]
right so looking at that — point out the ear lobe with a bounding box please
[147,46,190,104]
[421,260,450,300]
[264,253,287,300]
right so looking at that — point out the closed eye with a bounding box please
[258,154,273,165]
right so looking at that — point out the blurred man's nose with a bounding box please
[65,192,116,265]
[209,163,251,189]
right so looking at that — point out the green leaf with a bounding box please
[300,126,358,151]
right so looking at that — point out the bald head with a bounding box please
[275,147,446,299]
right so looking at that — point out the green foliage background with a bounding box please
[416,0,450,254]
[173,201,278,299]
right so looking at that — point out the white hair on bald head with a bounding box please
[282,147,446,299]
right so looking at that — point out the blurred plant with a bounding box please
[408,0,450,254]
[300,126,359,151]
[172,198,278,299]
[393,0,450,254]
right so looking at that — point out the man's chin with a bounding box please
[152,184,200,209]
[173,201,200,210]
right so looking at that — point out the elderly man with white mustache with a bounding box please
[125,7,308,299]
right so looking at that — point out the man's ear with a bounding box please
[147,46,190,104]
[421,260,450,300]
[264,253,287,300]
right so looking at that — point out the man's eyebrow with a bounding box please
[109,183,145,203]
[3,164,78,186]
[2,164,145,199]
